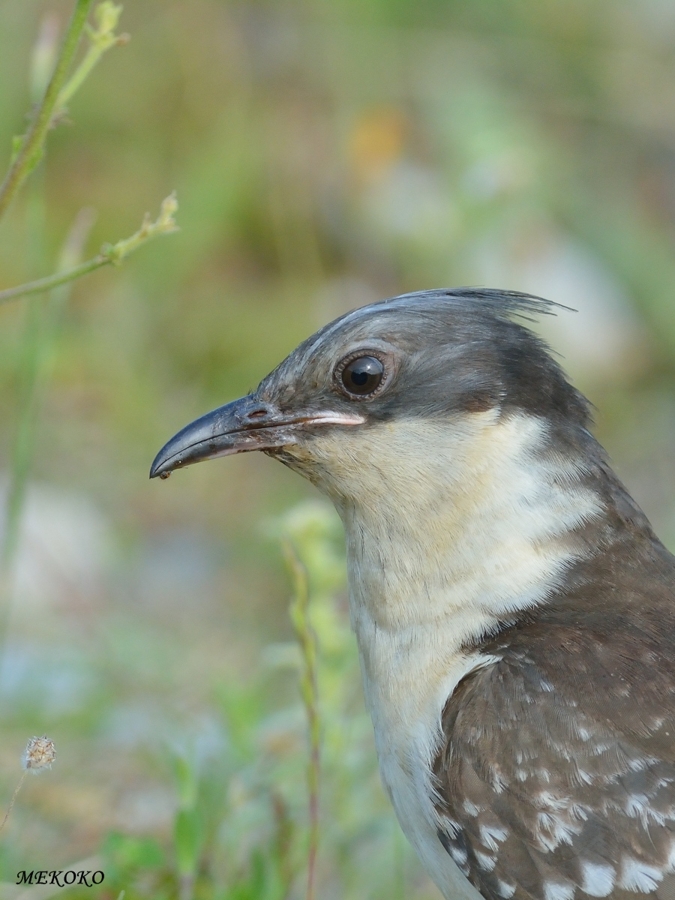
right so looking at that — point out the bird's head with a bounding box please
[151,287,613,633]
[150,288,592,513]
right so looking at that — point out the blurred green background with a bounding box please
[1,0,675,897]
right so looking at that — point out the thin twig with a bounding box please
[0,0,95,221]
[0,193,179,305]
[284,540,321,900]
[0,254,108,305]
[0,771,27,833]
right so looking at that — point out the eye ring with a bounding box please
[334,351,389,399]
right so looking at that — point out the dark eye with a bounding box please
[339,355,385,397]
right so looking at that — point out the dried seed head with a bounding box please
[22,736,56,773]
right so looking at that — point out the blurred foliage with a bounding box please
[1,0,675,897]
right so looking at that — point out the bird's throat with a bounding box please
[310,409,604,753]
[334,411,602,627]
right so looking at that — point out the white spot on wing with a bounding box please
[479,824,509,851]
[534,792,569,811]
[625,794,650,822]
[443,817,461,837]
[497,881,516,898]
[543,881,575,900]
[535,811,577,852]
[450,845,468,866]
[627,757,656,772]
[463,799,482,816]
[618,858,663,893]
[475,850,496,872]
[589,742,612,755]
[580,860,615,897]
[570,803,589,822]
[625,793,668,827]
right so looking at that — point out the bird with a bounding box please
[150,288,675,900]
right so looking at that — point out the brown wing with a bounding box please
[433,623,675,900]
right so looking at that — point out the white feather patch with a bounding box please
[580,860,616,897]
[480,824,509,852]
[474,851,497,872]
[543,881,575,900]
[618,858,663,893]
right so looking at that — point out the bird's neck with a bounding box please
[334,410,602,633]
[318,410,607,755]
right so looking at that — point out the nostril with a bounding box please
[244,407,269,420]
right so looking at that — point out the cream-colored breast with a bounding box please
[307,410,603,899]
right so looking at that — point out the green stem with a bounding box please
[58,3,127,110]
[0,0,94,221]
[0,192,179,306]
[57,41,105,110]
[0,254,108,305]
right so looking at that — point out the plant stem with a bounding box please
[0,0,94,221]
[0,192,179,305]
[0,254,107,305]
[57,3,128,110]
[0,771,27,833]
[284,540,321,900]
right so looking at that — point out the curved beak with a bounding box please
[150,394,364,479]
